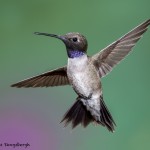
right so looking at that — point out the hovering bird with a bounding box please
[11,19,150,132]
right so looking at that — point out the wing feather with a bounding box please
[92,19,150,77]
[11,66,70,87]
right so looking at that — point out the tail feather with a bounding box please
[60,97,116,132]
[100,97,116,131]
[60,100,93,128]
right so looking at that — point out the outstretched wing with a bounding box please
[91,19,150,78]
[11,66,70,87]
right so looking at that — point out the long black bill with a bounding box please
[34,32,67,44]
[34,32,59,38]
[34,32,62,39]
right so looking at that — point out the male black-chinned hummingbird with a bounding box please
[11,19,150,132]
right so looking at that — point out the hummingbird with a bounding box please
[11,19,150,132]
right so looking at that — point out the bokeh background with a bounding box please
[0,0,150,150]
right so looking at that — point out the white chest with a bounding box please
[67,55,88,73]
[67,55,92,95]
[67,55,101,98]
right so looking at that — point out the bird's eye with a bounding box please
[72,37,78,42]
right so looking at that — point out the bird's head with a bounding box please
[34,32,88,58]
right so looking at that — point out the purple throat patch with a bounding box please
[68,50,85,58]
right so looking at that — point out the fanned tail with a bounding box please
[60,96,116,132]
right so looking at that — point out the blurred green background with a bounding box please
[0,0,150,150]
